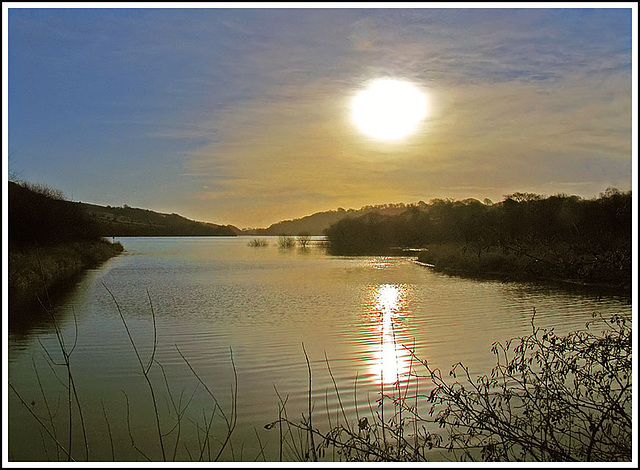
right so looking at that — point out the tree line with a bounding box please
[324,189,632,289]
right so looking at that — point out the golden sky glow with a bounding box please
[7,7,634,228]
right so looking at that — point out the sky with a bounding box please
[4,3,636,228]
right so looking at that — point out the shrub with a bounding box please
[278,236,296,249]
[266,311,632,462]
[297,233,311,249]
[248,238,269,247]
[423,311,631,461]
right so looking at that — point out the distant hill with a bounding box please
[78,202,242,237]
[245,203,417,236]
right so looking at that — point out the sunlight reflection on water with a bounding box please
[369,284,413,385]
[8,237,631,461]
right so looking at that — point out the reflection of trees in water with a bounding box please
[9,270,89,340]
[9,255,114,343]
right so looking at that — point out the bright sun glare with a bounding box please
[352,79,428,141]
[373,284,410,384]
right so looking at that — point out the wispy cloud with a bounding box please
[179,9,631,226]
[8,7,632,227]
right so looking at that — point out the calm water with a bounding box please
[8,236,631,462]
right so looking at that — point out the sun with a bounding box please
[352,79,428,141]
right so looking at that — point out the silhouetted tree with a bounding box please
[297,233,311,249]
[324,190,631,289]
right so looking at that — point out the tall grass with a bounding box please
[9,238,123,312]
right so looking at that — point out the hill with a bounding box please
[9,180,241,315]
[78,202,242,237]
[9,180,124,314]
[10,180,102,247]
[245,203,414,236]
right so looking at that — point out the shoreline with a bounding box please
[416,261,631,298]
[414,244,631,299]
[8,238,124,317]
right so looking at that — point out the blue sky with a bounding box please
[4,4,635,228]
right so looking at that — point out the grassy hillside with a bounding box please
[78,202,241,237]
[9,181,124,312]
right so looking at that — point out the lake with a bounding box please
[7,236,631,462]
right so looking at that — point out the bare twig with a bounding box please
[302,343,317,461]
[103,283,166,461]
